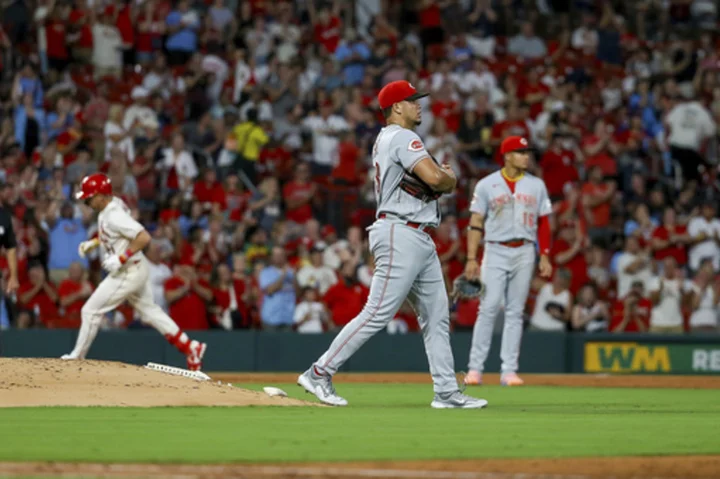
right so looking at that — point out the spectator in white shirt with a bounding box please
[293,287,330,333]
[571,13,599,55]
[92,11,123,79]
[104,103,134,163]
[665,94,717,183]
[302,100,350,176]
[457,57,497,96]
[142,54,185,100]
[296,245,338,295]
[571,284,609,333]
[146,241,173,313]
[648,257,691,334]
[530,269,573,331]
[616,236,653,299]
[687,203,720,273]
[123,87,159,138]
[160,132,198,197]
[688,258,720,332]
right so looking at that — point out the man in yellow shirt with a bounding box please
[226,109,269,184]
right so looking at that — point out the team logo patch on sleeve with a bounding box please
[408,139,424,152]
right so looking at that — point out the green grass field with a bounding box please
[1,383,718,465]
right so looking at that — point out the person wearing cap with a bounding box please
[298,80,487,409]
[463,135,553,387]
[61,173,207,371]
[296,244,337,295]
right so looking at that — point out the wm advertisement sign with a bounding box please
[584,342,720,374]
[585,343,671,373]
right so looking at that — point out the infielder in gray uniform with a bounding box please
[463,136,553,387]
[298,80,487,409]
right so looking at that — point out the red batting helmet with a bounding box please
[76,173,112,200]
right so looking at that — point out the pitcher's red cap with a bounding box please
[378,81,428,109]
[500,136,531,155]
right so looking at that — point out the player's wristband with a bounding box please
[119,249,135,265]
[468,226,484,233]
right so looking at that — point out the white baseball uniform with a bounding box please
[65,197,196,361]
[468,171,552,374]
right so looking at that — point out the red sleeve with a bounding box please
[164,277,181,292]
[538,215,551,255]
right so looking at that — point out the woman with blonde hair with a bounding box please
[104,104,134,163]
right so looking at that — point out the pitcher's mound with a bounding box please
[0,358,314,407]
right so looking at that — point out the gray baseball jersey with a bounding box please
[308,123,461,397]
[372,124,440,227]
[467,171,553,376]
[470,171,552,241]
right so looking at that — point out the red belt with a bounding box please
[493,239,531,248]
[379,213,431,232]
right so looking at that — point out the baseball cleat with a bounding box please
[60,354,77,360]
[463,370,482,386]
[431,391,488,409]
[297,368,348,406]
[186,341,207,371]
[500,373,524,386]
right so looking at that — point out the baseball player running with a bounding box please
[298,80,487,409]
[61,173,207,371]
[464,136,553,386]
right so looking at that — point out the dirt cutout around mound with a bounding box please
[1,456,719,479]
[0,358,314,407]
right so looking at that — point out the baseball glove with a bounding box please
[399,172,442,202]
[450,276,484,303]
[399,154,443,203]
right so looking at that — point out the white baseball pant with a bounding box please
[67,258,192,359]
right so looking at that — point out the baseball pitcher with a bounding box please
[464,136,553,386]
[61,173,207,371]
[298,80,487,409]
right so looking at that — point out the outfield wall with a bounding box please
[1,330,719,374]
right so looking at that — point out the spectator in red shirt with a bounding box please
[310,1,342,55]
[551,221,589,295]
[135,0,166,64]
[609,281,651,333]
[581,119,619,177]
[518,68,550,119]
[323,261,369,328]
[582,165,616,244]
[209,263,249,330]
[283,162,317,229]
[164,264,212,330]
[57,262,94,322]
[541,134,580,200]
[651,207,691,267]
[433,219,462,282]
[45,6,70,74]
[17,264,59,328]
[490,103,530,165]
[193,168,226,214]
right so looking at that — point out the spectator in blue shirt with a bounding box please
[47,201,89,284]
[258,246,296,330]
[14,93,45,156]
[335,30,371,87]
[45,95,74,141]
[165,0,200,66]
[12,64,44,108]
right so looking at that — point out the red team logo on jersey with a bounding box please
[408,140,424,152]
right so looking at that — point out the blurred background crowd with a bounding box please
[1,0,720,335]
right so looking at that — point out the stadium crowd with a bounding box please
[1,0,720,335]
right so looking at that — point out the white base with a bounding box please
[145,362,211,381]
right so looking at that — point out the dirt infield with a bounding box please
[214,371,720,389]
[1,456,718,479]
[0,358,312,407]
